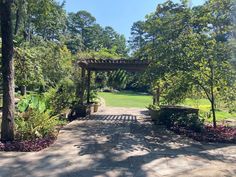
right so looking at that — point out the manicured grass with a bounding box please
[98,91,152,108]
[182,98,236,121]
[99,91,236,121]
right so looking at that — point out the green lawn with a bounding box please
[98,91,152,108]
[98,91,236,121]
[182,98,236,121]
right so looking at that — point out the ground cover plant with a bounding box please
[0,92,67,151]
[170,124,236,143]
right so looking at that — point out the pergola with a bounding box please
[77,59,149,104]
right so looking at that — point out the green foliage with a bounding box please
[147,104,160,111]
[90,90,99,103]
[17,94,47,113]
[45,78,76,114]
[107,69,128,90]
[160,73,193,105]
[37,42,73,88]
[15,110,60,140]
[77,47,122,60]
[13,0,66,41]
[17,76,76,115]
[14,41,73,91]
[158,110,204,132]
[66,11,128,55]
[129,21,146,53]
[14,44,44,89]
[129,0,235,127]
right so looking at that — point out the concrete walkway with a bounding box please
[0,107,236,177]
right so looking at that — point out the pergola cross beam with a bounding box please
[78,59,149,71]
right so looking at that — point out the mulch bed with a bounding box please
[0,124,64,152]
[170,125,236,143]
[0,135,57,152]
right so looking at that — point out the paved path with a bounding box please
[0,107,236,177]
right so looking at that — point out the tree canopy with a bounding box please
[129,0,235,127]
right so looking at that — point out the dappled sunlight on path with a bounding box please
[0,107,236,177]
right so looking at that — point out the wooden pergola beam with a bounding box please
[78,59,149,72]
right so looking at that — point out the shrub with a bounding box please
[15,110,60,140]
[90,90,100,103]
[147,104,160,111]
[158,109,204,132]
[174,114,204,132]
[45,78,76,114]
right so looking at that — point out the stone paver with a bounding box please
[0,107,236,177]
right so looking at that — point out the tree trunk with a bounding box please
[211,99,217,128]
[211,82,217,128]
[153,85,160,105]
[14,0,25,35]
[210,62,217,128]
[14,5,20,35]
[0,0,15,142]
[20,85,26,96]
[20,56,27,96]
[155,85,160,106]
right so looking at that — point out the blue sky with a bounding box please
[57,0,205,39]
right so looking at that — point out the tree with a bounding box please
[14,44,44,93]
[12,0,67,94]
[102,26,128,56]
[130,0,235,128]
[129,21,146,56]
[0,0,15,141]
[84,24,104,51]
[139,1,192,105]
[191,0,233,128]
[66,11,128,55]
[67,10,96,51]
[181,32,233,128]
[13,0,66,41]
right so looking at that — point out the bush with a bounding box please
[45,78,76,114]
[147,104,160,111]
[15,110,60,140]
[158,108,204,132]
[174,114,204,132]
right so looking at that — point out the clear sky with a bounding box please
[57,0,205,39]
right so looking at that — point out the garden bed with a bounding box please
[0,135,57,152]
[0,124,64,152]
[150,105,236,143]
[170,124,236,143]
